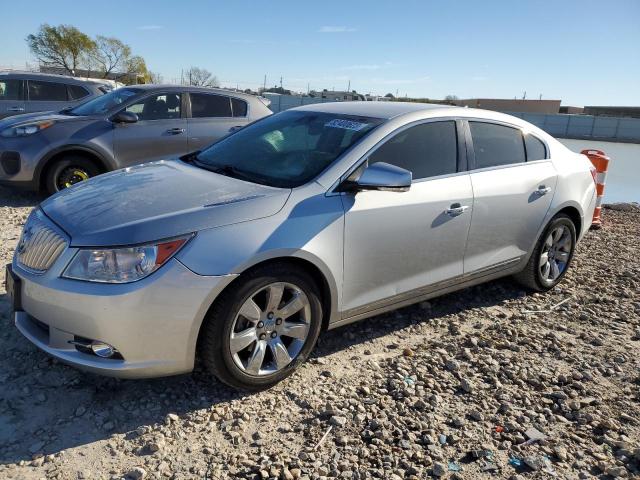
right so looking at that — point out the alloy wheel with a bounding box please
[229,282,311,376]
[539,225,572,283]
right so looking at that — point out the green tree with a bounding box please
[26,24,95,75]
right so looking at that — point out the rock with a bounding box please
[402,347,414,357]
[166,413,179,422]
[432,462,447,477]
[329,416,347,427]
[460,378,473,393]
[127,467,147,480]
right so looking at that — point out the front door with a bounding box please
[113,92,188,166]
[341,120,473,315]
[464,121,557,273]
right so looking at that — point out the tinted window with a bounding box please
[70,87,141,116]
[68,84,89,100]
[231,97,247,117]
[194,111,383,188]
[369,121,458,180]
[525,133,547,161]
[0,79,23,100]
[126,93,181,121]
[28,80,68,101]
[470,122,525,168]
[191,93,231,118]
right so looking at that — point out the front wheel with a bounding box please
[44,155,100,195]
[514,213,577,291]
[199,264,323,391]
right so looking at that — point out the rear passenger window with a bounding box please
[190,93,232,118]
[0,79,24,100]
[524,133,547,161]
[470,122,525,168]
[231,98,248,117]
[28,80,68,101]
[369,121,458,180]
[67,84,89,100]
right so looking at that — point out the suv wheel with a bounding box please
[44,155,100,195]
[515,213,577,291]
[199,264,323,391]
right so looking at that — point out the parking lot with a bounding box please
[1,186,638,479]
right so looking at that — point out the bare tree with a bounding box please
[26,24,95,75]
[186,67,219,87]
[444,94,459,101]
[90,36,132,78]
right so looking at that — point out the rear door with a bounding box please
[186,92,249,150]
[0,78,25,118]
[113,91,188,166]
[25,80,69,114]
[463,120,556,274]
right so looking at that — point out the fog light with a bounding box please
[91,342,116,358]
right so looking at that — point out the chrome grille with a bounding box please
[16,210,67,273]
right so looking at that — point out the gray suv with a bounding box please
[0,84,272,193]
[0,71,109,119]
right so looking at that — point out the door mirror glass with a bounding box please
[111,111,139,124]
[345,162,411,192]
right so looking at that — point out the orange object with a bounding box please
[495,426,504,433]
[581,149,610,229]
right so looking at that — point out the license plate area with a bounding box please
[5,264,22,312]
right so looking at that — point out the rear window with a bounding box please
[28,80,68,101]
[232,97,248,117]
[67,84,90,100]
[524,133,547,161]
[0,79,23,100]
[470,122,525,168]
[190,93,232,118]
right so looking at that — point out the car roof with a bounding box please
[291,101,457,119]
[0,71,107,86]
[129,84,261,101]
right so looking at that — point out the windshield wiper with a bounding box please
[180,150,201,164]
[207,164,258,183]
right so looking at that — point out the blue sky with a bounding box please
[2,0,639,106]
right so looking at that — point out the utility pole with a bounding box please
[522,91,526,100]
[307,82,310,94]
[280,76,283,89]
[539,94,542,100]
[262,74,267,92]
[180,69,184,85]
[347,79,350,92]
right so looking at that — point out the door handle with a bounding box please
[8,107,25,112]
[446,203,469,216]
[536,185,551,195]
[166,127,185,135]
[229,125,243,133]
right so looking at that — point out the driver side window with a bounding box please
[125,93,181,121]
[369,121,458,180]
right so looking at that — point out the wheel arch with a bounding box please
[36,145,115,190]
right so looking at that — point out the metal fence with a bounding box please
[264,93,640,143]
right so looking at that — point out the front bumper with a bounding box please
[12,257,236,378]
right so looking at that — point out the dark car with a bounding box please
[0,84,272,193]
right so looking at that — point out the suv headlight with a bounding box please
[0,120,55,138]
[62,235,192,283]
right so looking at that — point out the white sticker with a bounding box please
[325,119,369,131]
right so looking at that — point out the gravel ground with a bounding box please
[0,186,639,480]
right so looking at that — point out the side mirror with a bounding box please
[342,162,412,193]
[111,111,138,124]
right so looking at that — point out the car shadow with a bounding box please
[0,186,43,208]
[0,275,524,465]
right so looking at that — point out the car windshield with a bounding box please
[193,111,384,188]
[68,88,142,116]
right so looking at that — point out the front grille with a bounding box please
[16,210,67,273]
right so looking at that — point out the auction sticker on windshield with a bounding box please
[325,119,369,131]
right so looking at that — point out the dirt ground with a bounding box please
[0,187,638,480]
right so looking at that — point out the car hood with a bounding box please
[0,111,91,129]
[41,160,291,246]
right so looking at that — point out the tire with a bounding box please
[44,155,101,195]
[199,264,323,391]
[514,213,577,292]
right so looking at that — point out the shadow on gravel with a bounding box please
[0,186,43,208]
[0,273,524,465]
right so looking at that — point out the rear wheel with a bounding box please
[44,155,100,195]
[514,213,576,291]
[199,264,323,391]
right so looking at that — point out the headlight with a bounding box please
[62,235,192,283]
[0,120,55,138]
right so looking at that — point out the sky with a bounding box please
[2,0,639,106]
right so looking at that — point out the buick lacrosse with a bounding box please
[6,102,596,390]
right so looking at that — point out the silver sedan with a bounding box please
[6,102,597,390]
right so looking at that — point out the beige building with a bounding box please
[451,98,561,114]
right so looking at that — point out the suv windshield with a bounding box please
[69,88,142,116]
[193,111,384,188]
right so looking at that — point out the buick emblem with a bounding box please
[17,226,33,255]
